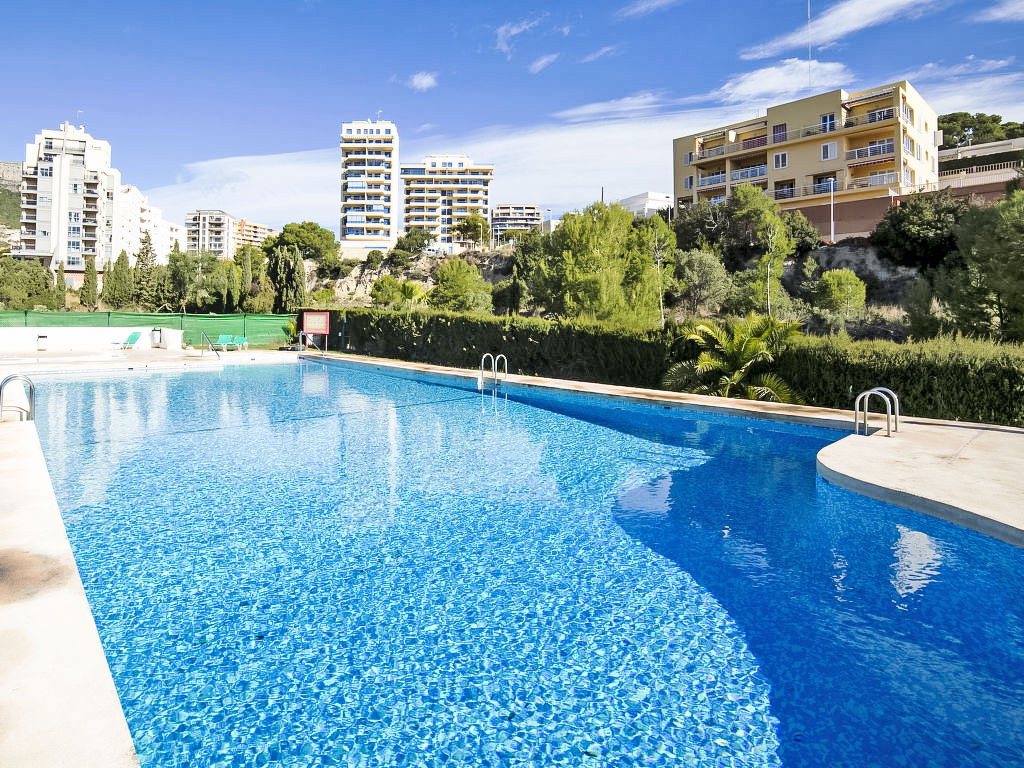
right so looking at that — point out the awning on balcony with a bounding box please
[847,157,895,169]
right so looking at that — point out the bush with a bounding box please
[776,334,1024,425]
[365,250,385,270]
[313,307,672,388]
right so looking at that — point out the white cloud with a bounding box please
[557,25,572,36]
[901,55,1015,82]
[616,0,685,18]
[495,18,540,58]
[554,91,674,122]
[580,44,621,63]
[741,0,938,60]
[718,58,854,103]
[405,71,438,92]
[416,123,437,133]
[142,104,754,231]
[528,53,560,74]
[914,72,1024,118]
[975,0,1024,21]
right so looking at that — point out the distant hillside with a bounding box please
[0,187,18,229]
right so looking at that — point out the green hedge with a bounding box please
[312,308,672,388]
[300,308,1024,426]
[776,335,1024,426]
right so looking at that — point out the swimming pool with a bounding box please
[35,360,1024,767]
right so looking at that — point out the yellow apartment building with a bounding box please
[672,81,941,239]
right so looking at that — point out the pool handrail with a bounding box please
[0,373,35,422]
[200,330,221,359]
[854,387,899,437]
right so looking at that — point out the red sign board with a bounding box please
[303,311,330,336]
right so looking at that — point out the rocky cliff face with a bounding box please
[814,238,918,304]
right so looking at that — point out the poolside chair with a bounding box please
[113,331,142,350]
[230,336,248,351]
[214,334,234,351]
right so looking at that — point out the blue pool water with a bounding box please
[34,361,1024,767]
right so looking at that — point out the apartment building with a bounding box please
[615,192,672,218]
[339,119,399,258]
[234,218,280,250]
[491,204,542,241]
[14,123,122,283]
[185,210,236,259]
[115,185,184,265]
[673,81,941,239]
[401,154,494,254]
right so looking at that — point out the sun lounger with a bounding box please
[113,331,142,350]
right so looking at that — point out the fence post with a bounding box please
[243,314,246,338]
[107,311,111,327]
[24,310,27,327]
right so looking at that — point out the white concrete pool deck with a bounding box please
[0,349,1021,766]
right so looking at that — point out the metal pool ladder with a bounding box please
[200,330,221,359]
[478,353,508,391]
[854,387,900,437]
[0,373,35,421]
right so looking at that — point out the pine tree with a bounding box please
[239,248,253,311]
[101,251,135,309]
[134,231,158,310]
[267,245,307,312]
[54,262,66,309]
[80,255,98,310]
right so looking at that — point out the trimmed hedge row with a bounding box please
[776,335,1024,426]
[306,307,1024,426]
[317,308,671,388]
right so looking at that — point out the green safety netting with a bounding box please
[0,311,297,348]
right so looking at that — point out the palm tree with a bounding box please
[662,313,804,403]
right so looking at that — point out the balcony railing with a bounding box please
[848,172,898,189]
[697,172,727,188]
[23,168,37,177]
[21,213,36,221]
[845,141,895,160]
[731,164,768,181]
[938,160,1024,177]
[696,145,726,161]
[22,198,37,207]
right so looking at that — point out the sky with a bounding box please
[3,0,1023,232]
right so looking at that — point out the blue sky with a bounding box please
[4,0,1023,230]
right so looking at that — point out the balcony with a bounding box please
[83,218,97,224]
[846,141,895,161]
[731,164,768,182]
[21,213,36,222]
[84,188,99,197]
[22,184,37,193]
[697,172,727,188]
[22,198,37,208]
[696,145,726,161]
[845,107,895,127]
[84,204,98,211]
[848,172,898,189]
[23,168,37,177]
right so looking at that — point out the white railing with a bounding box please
[846,141,895,161]
[938,160,1023,177]
[731,164,768,181]
[696,145,726,160]
[848,173,898,189]
[697,172,727,188]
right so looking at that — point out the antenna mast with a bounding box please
[807,0,812,87]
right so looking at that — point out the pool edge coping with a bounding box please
[304,352,1024,549]
[0,421,141,768]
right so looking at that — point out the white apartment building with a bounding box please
[339,119,399,258]
[491,204,542,241]
[401,154,494,254]
[14,123,121,285]
[234,218,280,250]
[185,210,236,259]
[115,185,183,266]
[615,191,673,218]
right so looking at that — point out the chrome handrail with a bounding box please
[0,373,35,421]
[479,353,494,391]
[300,332,325,357]
[854,387,900,437]
[494,354,508,388]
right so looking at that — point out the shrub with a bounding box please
[365,250,385,271]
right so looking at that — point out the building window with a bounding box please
[772,124,787,143]
[69,211,80,222]
[66,255,82,267]
[903,135,915,154]
[44,140,53,149]
[820,113,836,133]
[68,240,81,250]
[683,175,693,190]
[40,167,52,177]
[773,152,788,169]
[68,226,81,236]
[821,142,837,161]
[904,167,916,185]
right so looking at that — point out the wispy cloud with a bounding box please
[580,44,622,63]
[557,24,572,36]
[916,72,1024,117]
[554,91,675,122]
[718,58,853,103]
[528,53,561,74]
[495,18,540,58]
[975,0,1024,21]
[616,0,685,18]
[416,123,437,133]
[741,0,939,60]
[405,71,438,92]
[901,55,1015,82]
